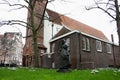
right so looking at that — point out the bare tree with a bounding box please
[86,0,120,45]
[0,0,67,67]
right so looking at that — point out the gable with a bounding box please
[53,27,70,38]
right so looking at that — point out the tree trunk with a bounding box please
[114,0,120,67]
[30,0,39,67]
[117,21,120,46]
[115,0,120,46]
[32,33,39,67]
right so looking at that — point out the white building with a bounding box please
[0,32,23,66]
[43,11,63,53]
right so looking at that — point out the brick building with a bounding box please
[23,0,120,69]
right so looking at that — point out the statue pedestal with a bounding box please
[57,69,71,73]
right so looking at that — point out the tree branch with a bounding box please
[87,6,116,20]
[86,0,116,21]
[96,2,115,7]
[1,0,28,10]
[35,0,49,32]
[48,0,55,2]
[0,0,32,13]
[0,20,32,29]
[107,7,116,12]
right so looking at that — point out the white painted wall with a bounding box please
[44,12,63,53]
[9,33,23,65]
[15,34,23,65]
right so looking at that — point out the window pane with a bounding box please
[66,38,70,51]
[66,38,70,46]
[86,38,90,51]
[82,37,86,50]
[96,40,102,52]
[52,43,55,53]
[107,44,111,53]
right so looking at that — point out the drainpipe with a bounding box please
[51,23,54,38]
[111,34,116,67]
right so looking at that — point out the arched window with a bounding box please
[96,40,102,52]
[82,37,90,51]
[106,44,111,53]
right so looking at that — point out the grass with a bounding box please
[0,67,120,80]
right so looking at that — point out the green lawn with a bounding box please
[0,67,120,80]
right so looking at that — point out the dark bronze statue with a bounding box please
[57,39,71,72]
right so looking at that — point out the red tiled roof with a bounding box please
[47,9,108,41]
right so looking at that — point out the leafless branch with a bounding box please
[35,0,49,32]
[24,0,29,4]
[48,0,55,2]
[0,21,25,27]
[0,0,30,12]
[106,0,113,7]
[110,19,116,22]
[87,6,116,20]
[96,2,115,6]
[107,7,116,12]
[0,20,32,29]
[86,0,117,21]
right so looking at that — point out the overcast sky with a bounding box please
[0,0,119,44]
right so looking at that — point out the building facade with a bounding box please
[0,32,23,66]
[23,0,120,69]
[0,35,4,64]
[50,29,120,69]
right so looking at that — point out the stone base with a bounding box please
[57,69,71,73]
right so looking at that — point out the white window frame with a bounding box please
[66,38,70,48]
[66,38,71,61]
[82,37,86,50]
[106,44,112,54]
[96,40,102,52]
[82,37,90,51]
[51,43,55,53]
[86,38,90,51]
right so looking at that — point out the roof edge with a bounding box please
[61,23,73,31]
[49,30,79,42]
[81,32,111,43]
[49,30,116,45]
